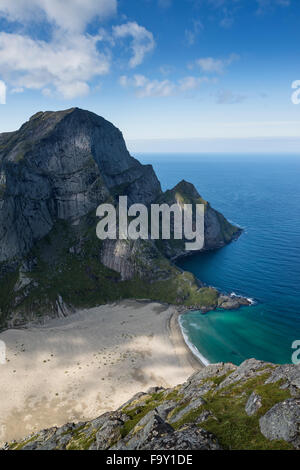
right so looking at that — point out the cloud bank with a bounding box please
[0,1,154,98]
[120,74,209,98]
[0,0,117,32]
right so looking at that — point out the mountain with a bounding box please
[0,108,246,328]
[3,359,300,450]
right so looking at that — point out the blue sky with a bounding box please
[0,0,299,152]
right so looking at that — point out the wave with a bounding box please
[228,219,243,229]
[230,292,256,305]
[178,315,210,367]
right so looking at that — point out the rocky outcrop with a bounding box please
[245,392,263,416]
[0,108,161,264]
[259,399,300,448]
[155,180,241,260]
[0,108,246,328]
[4,359,299,451]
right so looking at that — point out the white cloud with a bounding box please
[0,80,6,104]
[178,76,209,91]
[185,20,204,46]
[0,0,117,33]
[0,2,156,98]
[11,87,24,94]
[120,74,209,98]
[256,0,290,14]
[0,0,118,98]
[113,22,155,68]
[56,81,90,99]
[0,31,110,98]
[121,74,174,97]
[195,53,239,74]
[216,89,247,104]
[159,65,174,75]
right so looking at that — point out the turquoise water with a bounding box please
[140,154,300,365]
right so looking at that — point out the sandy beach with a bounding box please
[0,300,202,444]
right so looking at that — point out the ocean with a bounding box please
[139,153,300,366]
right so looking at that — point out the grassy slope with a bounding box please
[117,368,294,451]
[0,212,219,328]
[8,365,295,450]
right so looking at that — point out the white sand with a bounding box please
[0,300,201,444]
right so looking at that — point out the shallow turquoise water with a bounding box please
[139,154,300,365]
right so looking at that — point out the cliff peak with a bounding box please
[0,108,241,329]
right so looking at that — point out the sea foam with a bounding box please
[178,315,210,367]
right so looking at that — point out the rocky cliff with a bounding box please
[155,180,241,260]
[0,108,161,264]
[3,359,300,450]
[0,108,246,328]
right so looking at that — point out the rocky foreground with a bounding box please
[4,359,300,451]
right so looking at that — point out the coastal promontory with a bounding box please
[0,108,247,329]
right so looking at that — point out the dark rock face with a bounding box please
[218,294,251,310]
[0,108,244,327]
[0,108,161,263]
[4,359,300,451]
[155,180,241,260]
[111,411,174,450]
[168,397,206,424]
[142,425,222,450]
[265,364,300,396]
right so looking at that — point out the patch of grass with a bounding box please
[66,425,98,450]
[163,388,183,402]
[9,435,38,450]
[167,401,191,422]
[172,406,205,430]
[0,210,221,328]
[200,372,294,450]
[120,391,171,438]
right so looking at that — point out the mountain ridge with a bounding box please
[0,108,248,328]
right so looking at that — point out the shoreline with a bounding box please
[178,313,210,367]
[0,300,202,445]
[168,308,206,369]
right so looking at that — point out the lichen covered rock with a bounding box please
[4,359,300,451]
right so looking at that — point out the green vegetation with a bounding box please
[8,435,38,450]
[120,390,180,438]
[6,365,298,450]
[171,371,294,450]
[215,210,240,243]
[66,425,99,451]
[0,209,219,328]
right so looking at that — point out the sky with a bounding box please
[0,0,299,153]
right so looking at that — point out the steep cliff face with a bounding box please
[155,180,240,260]
[4,359,300,450]
[0,108,246,328]
[0,108,161,264]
